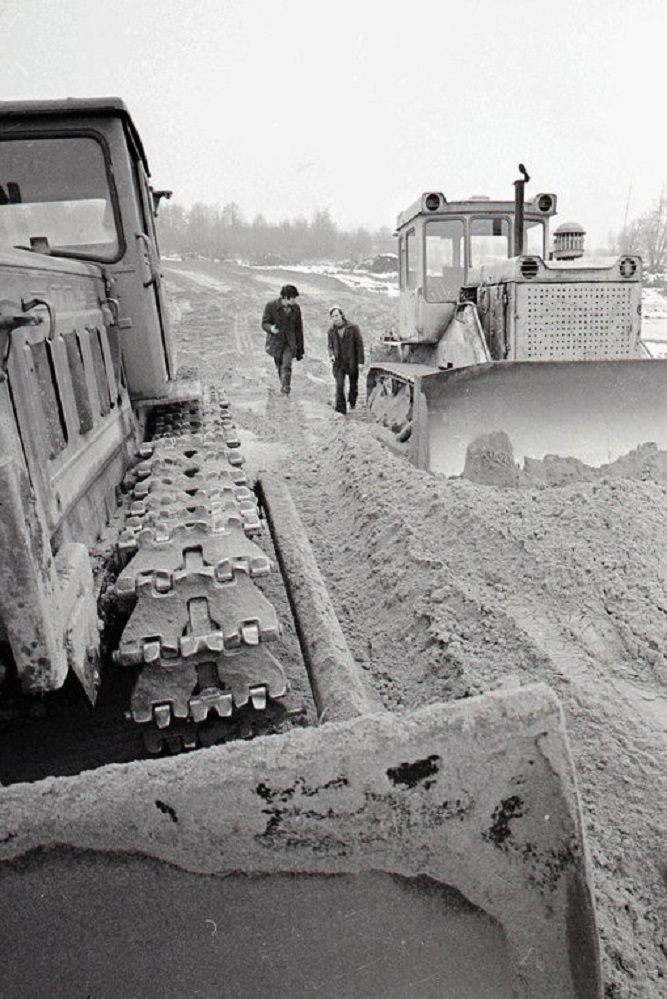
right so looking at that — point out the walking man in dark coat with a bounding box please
[261,284,304,396]
[327,306,365,414]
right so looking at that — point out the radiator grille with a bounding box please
[516,283,639,360]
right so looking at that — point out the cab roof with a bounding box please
[397,191,557,230]
[0,97,149,172]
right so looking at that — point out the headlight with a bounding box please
[619,257,637,278]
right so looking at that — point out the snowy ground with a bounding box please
[9,255,660,996]
[642,286,667,356]
[160,257,667,998]
[251,261,400,297]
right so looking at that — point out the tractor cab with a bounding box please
[0,97,176,401]
[395,187,558,342]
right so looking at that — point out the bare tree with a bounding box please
[618,191,667,273]
[157,201,396,264]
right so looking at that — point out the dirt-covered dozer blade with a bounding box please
[0,684,601,998]
[385,357,667,476]
[0,468,603,998]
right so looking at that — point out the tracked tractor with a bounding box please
[367,167,667,475]
[0,98,188,709]
[0,97,293,747]
[0,109,603,999]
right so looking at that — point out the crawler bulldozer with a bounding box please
[0,106,602,998]
[367,167,667,475]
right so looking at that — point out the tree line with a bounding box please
[612,191,667,275]
[154,193,667,276]
[155,200,396,265]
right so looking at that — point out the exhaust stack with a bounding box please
[514,163,530,255]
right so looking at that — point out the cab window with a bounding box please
[405,228,418,290]
[524,218,546,257]
[0,135,120,261]
[424,218,465,302]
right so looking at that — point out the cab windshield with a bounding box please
[0,135,120,261]
[470,216,511,266]
[470,216,545,266]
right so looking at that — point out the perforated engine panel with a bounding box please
[515,282,640,360]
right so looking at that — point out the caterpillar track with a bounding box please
[109,386,305,755]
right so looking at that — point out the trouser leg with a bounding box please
[348,370,359,409]
[281,346,294,394]
[276,347,294,394]
[334,368,347,413]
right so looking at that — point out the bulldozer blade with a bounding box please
[409,358,667,476]
[0,683,601,998]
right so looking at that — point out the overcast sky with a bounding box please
[0,0,664,248]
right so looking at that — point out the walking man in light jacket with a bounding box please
[327,306,365,414]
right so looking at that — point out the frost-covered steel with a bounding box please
[0,253,130,696]
[0,254,135,541]
[0,98,178,697]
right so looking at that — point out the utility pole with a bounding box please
[622,184,632,234]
